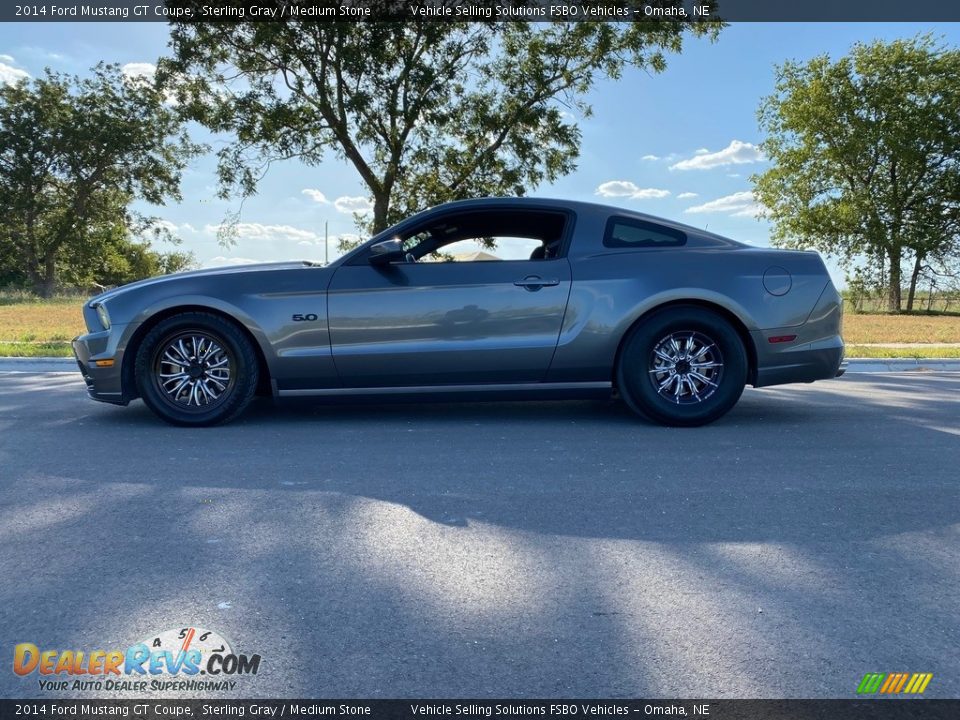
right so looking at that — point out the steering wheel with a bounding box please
[405,252,417,263]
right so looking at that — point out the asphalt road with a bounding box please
[0,371,957,699]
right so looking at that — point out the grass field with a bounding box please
[845,345,960,359]
[842,312,960,344]
[2,295,960,358]
[0,298,85,340]
[0,296,86,356]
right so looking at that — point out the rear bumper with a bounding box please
[752,281,845,388]
[753,335,845,387]
[72,332,128,405]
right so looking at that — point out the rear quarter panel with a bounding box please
[548,216,830,382]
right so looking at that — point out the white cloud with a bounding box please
[122,62,185,105]
[17,47,65,63]
[730,205,766,219]
[147,219,179,234]
[641,154,660,161]
[144,219,200,236]
[684,191,766,219]
[334,195,373,214]
[0,54,14,63]
[301,188,330,204]
[0,62,29,85]
[204,222,320,244]
[204,256,261,268]
[670,140,765,171]
[595,181,670,200]
[677,192,699,200]
[121,62,156,82]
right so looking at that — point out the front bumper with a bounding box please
[72,331,128,405]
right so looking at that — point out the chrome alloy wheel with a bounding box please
[152,332,235,410]
[648,330,724,405]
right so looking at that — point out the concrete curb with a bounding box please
[0,357,76,373]
[2,356,960,374]
[844,358,960,373]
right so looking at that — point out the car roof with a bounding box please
[423,197,748,248]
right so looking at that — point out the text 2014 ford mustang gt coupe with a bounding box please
[73,197,845,427]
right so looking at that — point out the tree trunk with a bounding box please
[371,193,390,235]
[887,246,902,313]
[906,254,924,313]
[33,254,57,298]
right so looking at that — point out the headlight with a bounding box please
[95,303,111,331]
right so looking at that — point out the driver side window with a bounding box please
[419,237,543,263]
[399,209,568,263]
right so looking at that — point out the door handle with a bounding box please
[514,275,560,290]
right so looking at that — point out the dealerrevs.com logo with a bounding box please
[13,627,261,693]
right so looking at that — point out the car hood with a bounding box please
[89,261,321,306]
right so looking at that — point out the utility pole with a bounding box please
[324,221,329,266]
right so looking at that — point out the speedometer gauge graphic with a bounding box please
[138,626,234,664]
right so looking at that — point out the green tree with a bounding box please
[93,238,196,290]
[56,214,197,291]
[159,16,719,238]
[0,64,201,296]
[753,35,960,312]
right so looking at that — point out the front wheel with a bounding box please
[135,312,259,426]
[616,307,747,427]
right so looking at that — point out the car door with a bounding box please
[327,219,572,387]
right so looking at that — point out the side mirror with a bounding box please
[368,238,404,265]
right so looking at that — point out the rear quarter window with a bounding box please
[603,217,686,248]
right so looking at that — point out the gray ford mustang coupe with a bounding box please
[73,197,845,427]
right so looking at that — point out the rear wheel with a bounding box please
[617,307,747,427]
[135,312,259,426]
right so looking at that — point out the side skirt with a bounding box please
[277,381,612,399]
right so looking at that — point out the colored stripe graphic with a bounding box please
[881,673,908,693]
[857,672,933,694]
[904,674,921,693]
[895,674,910,693]
[914,673,933,694]
[857,673,886,694]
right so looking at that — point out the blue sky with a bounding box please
[2,21,959,282]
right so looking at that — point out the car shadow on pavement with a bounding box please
[1,372,958,697]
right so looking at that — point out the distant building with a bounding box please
[451,250,500,262]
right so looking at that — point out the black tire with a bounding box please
[616,306,747,427]
[134,312,259,426]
